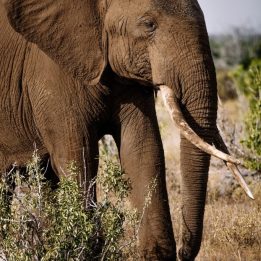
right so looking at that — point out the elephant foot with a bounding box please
[140,245,176,261]
[178,247,195,261]
[141,253,176,261]
[177,229,199,261]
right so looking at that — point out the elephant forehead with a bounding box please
[152,0,201,17]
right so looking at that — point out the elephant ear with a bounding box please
[4,0,106,85]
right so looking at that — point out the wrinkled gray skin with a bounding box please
[0,0,218,260]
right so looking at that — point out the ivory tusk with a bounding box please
[160,84,254,199]
[214,130,254,199]
[226,162,254,199]
[160,85,242,165]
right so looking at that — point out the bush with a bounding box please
[0,151,150,261]
[232,59,261,170]
[216,69,238,101]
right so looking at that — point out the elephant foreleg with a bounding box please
[113,103,176,260]
[36,117,99,207]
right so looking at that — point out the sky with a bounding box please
[198,0,261,34]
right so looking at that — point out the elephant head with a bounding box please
[3,0,252,259]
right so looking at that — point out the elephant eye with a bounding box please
[143,20,157,32]
[138,17,157,34]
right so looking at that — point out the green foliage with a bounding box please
[42,166,96,260]
[97,157,137,261]
[0,152,145,261]
[98,158,131,201]
[0,153,49,260]
[232,59,261,170]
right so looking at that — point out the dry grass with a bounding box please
[199,196,261,261]
[166,177,261,261]
[165,160,261,261]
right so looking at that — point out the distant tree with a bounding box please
[209,27,261,69]
[209,38,221,59]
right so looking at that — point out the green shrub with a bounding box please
[231,59,261,170]
[0,151,150,261]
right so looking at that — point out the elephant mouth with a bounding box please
[159,85,254,200]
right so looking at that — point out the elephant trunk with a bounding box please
[162,58,218,259]
[159,46,253,259]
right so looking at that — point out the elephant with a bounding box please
[0,0,251,260]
